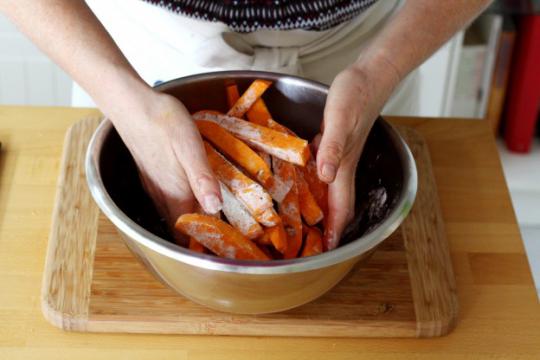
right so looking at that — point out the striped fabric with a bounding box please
[141,0,379,32]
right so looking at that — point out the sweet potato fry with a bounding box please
[258,150,271,168]
[198,119,288,201]
[186,204,219,253]
[175,213,269,260]
[245,99,322,218]
[254,230,272,245]
[246,98,272,127]
[260,223,288,254]
[296,169,324,225]
[226,84,240,109]
[248,99,302,255]
[298,158,328,219]
[219,182,264,240]
[204,141,279,227]
[189,237,206,253]
[273,158,303,259]
[244,99,294,202]
[197,120,273,186]
[259,208,283,227]
[193,111,310,166]
[247,99,292,134]
[265,176,292,203]
[227,79,272,118]
[301,226,323,257]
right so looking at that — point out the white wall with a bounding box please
[0,14,71,106]
[418,32,464,117]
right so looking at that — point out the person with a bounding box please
[0,0,491,247]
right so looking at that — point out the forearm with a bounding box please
[355,0,493,86]
[0,0,152,121]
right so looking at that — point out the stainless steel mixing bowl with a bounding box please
[86,71,417,314]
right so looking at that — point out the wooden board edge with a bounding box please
[84,317,417,337]
[397,126,459,338]
[41,117,102,331]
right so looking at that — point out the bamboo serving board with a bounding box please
[41,118,457,338]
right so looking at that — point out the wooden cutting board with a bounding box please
[41,118,457,338]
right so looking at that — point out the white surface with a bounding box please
[498,139,540,298]
[452,45,486,118]
[498,139,540,194]
[521,226,540,298]
[418,32,464,117]
[0,14,71,106]
[504,190,540,226]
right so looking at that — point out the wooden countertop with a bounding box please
[0,106,539,359]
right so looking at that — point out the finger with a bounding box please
[324,158,357,250]
[311,133,322,156]
[138,166,195,245]
[317,102,354,183]
[169,118,222,215]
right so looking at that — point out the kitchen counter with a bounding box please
[1,106,539,359]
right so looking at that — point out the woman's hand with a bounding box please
[316,57,400,249]
[0,0,223,238]
[111,90,222,235]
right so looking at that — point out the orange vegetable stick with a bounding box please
[247,98,292,134]
[191,109,223,116]
[296,169,324,225]
[193,111,310,166]
[258,208,283,227]
[246,99,322,217]
[301,226,323,257]
[226,84,240,109]
[186,204,220,252]
[175,214,269,260]
[258,150,272,168]
[246,98,273,126]
[219,182,264,240]
[197,120,273,186]
[254,230,272,245]
[300,158,329,218]
[198,120,289,201]
[256,223,288,254]
[227,79,272,118]
[189,237,206,253]
[245,100,294,201]
[204,141,279,227]
[273,158,303,259]
[244,100,273,171]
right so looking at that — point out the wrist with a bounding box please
[351,49,402,94]
[88,66,156,124]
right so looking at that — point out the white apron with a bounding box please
[75,0,419,115]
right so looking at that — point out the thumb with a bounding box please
[169,119,222,215]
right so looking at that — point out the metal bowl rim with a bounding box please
[85,70,417,274]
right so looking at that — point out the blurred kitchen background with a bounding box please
[1,0,539,297]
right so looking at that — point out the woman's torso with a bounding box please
[79,0,419,116]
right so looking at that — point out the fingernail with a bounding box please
[203,194,222,214]
[321,163,336,182]
[324,230,338,251]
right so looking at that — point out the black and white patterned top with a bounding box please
[141,0,379,32]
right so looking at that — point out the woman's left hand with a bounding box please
[316,58,400,249]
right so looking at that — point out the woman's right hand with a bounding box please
[111,90,222,233]
[0,0,222,237]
